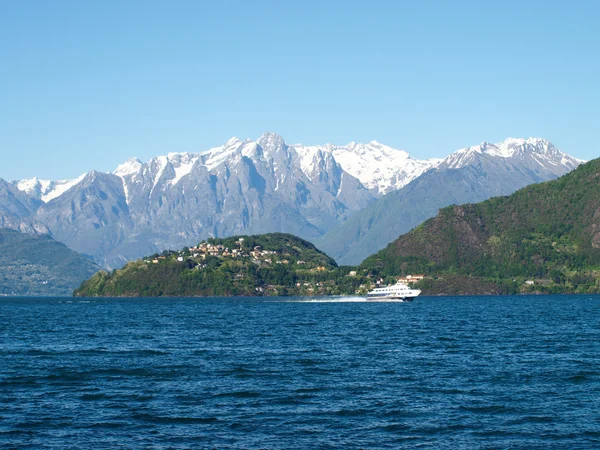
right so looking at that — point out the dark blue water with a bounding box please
[1,295,600,448]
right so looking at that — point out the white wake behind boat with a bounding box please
[366,281,421,302]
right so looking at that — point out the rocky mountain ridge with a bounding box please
[3,133,583,268]
[17,135,439,202]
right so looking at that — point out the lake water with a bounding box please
[1,295,600,448]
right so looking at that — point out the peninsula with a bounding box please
[75,233,372,297]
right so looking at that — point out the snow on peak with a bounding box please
[226,136,241,146]
[16,174,86,203]
[113,157,142,177]
[293,144,320,179]
[503,137,528,147]
[495,137,554,157]
[43,175,86,202]
[202,137,245,170]
[11,134,584,207]
[240,140,259,158]
[109,134,437,196]
[166,152,200,186]
[440,137,580,170]
[15,177,46,196]
[294,140,434,195]
[257,132,286,154]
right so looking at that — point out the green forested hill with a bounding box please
[0,228,100,296]
[74,233,368,297]
[361,158,600,294]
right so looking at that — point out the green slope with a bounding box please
[361,158,600,294]
[0,228,100,296]
[74,233,369,297]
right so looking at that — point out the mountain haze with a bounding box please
[0,228,100,296]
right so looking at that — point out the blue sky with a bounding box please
[1,0,599,180]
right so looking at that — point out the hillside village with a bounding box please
[77,233,436,297]
[145,237,329,273]
[117,234,434,296]
[75,228,553,297]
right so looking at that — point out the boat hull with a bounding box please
[366,295,417,302]
[365,297,415,302]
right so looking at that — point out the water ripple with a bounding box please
[0,295,600,448]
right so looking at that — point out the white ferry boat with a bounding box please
[366,281,421,302]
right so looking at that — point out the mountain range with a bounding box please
[74,154,600,298]
[1,133,583,269]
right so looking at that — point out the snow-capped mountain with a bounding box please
[294,140,440,195]
[440,138,583,173]
[4,133,584,268]
[316,137,585,265]
[15,175,87,203]
[12,133,378,267]
[16,136,437,205]
[0,178,49,235]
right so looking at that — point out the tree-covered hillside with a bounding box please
[362,158,600,294]
[0,228,100,296]
[75,233,369,297]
